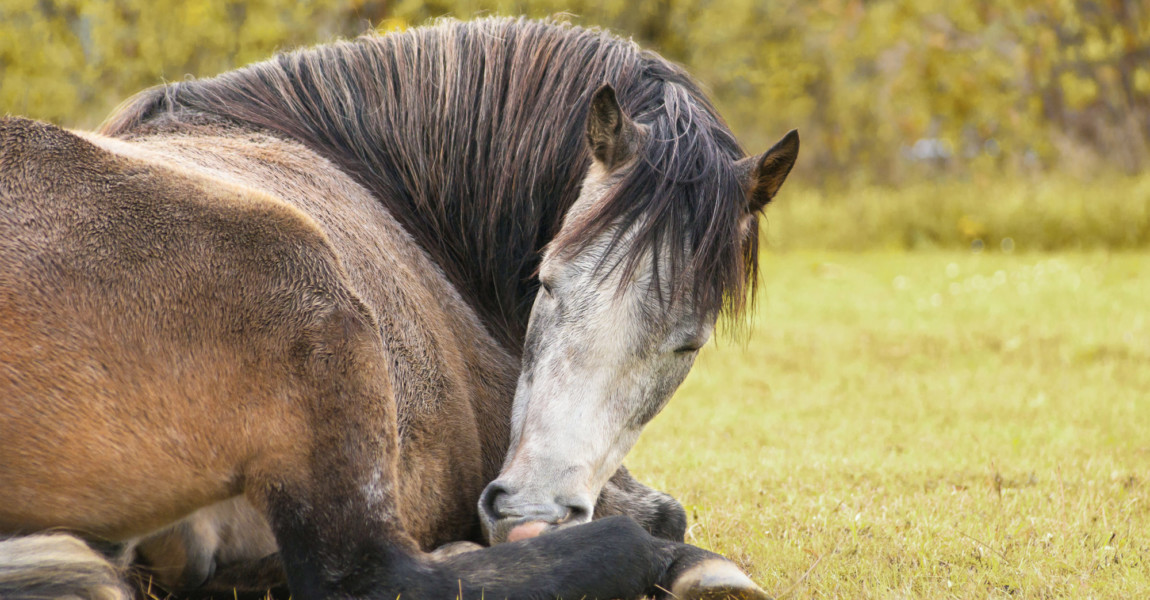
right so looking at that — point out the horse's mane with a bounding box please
[102,17,756,351]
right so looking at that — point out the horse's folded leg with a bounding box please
[266,460,753,600]
[434,515,669,599]
[661,548,771,600]
[193,554,287,598]
[268,494,669,599]
[436,516,768,600]
[594,470,766,600]
[597,465,688,542]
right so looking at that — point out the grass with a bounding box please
[628,249,1150,598]
[765,174,1150,252]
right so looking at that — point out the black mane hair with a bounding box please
[102,17,757,351]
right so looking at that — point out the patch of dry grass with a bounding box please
[629,250,1150,598]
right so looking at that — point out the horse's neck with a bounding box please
[370,110,578,353]
[320,41,590,352]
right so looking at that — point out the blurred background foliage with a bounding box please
[2,0,1148,249]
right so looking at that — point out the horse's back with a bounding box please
[0,117,365,540]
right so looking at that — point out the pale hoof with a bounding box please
[669,559,771,600]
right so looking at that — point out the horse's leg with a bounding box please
[590,467,770,599]
[185,555,287,599]
[431,518,769,600]
[430,470,759,599]
[597,466,688,542]
[139,466,688,593]
[131,517,216,591]
[134,471,688,595]
[133,497,281,594]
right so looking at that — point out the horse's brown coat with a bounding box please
[0,116,517,550]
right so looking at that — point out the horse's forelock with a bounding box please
[552,70,757,326]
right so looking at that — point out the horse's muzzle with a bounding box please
[478,480,593,544]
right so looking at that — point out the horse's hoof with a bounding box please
[669,559,771,600]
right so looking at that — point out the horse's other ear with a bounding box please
[739,129,800,212]
[586,84,637,170]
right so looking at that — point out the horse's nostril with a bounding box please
[479,480,514,522]
[560,497,592,524]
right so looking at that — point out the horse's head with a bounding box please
[479,84,798,544]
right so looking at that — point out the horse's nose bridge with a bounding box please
[485,481,561,519]
[505,499,570,522]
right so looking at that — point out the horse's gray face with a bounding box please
[481,178,710,545]
[479,85,798,544]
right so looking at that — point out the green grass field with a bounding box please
[628,250,1149,599]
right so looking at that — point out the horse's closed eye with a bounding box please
[673,344,701,354]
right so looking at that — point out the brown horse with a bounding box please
[0,17,797,600]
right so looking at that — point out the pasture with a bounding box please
[630,249,1149,598]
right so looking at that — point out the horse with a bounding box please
[0,17,798,600]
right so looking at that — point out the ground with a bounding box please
[628,250,1150,599]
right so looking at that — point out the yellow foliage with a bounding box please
[1059,71,1099,109]
[2,0,1148,182]
[0,0,366,128]
[1136,69,1150,94]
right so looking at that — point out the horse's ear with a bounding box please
[586,84,637,170]
[739,130,800,212]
